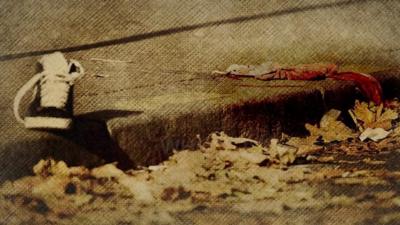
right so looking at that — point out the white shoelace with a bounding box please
[13,54,84,124]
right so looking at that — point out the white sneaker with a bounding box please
[13,52,84,129]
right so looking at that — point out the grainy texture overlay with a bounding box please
[1,0,400,224]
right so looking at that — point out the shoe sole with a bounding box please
[24,117,72,130]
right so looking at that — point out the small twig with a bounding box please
[93,74,110,78]
[212,70,259,77]
[212,70,263,80]
[376,103,383,121]
[89,57,134,64]
[348,109,364,132]
[211,70,227,75]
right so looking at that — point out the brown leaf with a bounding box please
[33,159,88,177]
[269,139,298,165]
[305,109,354,143]
[286,137,323,156]
[161,186,191,202]
[91,163,124,179]
[349,100,398,130]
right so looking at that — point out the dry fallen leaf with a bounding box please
[91,163,124,179]
[359,127,391,142]
[350,100,398,131]
[32,176,68,197]
[330,195,356,206]
[269,139,298,165]
[33,159,69,177]
[351,101,375,127]
[392,126,400,137]
[286,137,323,156]
[119,176,155,204]
[208,132,260,151]
[33,159,88,177]
[305,109,354,143]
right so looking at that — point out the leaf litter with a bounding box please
[1,100,400,224]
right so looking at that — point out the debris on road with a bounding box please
[214,63,383,104]
[359,128,391,142]
[7,100,400,206]
[91,163,125,179]
[33,159,89,177]
[348,100,399,142]
[305,109,354,143]
[285,137,323,156]
[213,62,334,80]
[4,68,400,224]
[92,73,110,78]
[281,99,400,155]
[2,128,400,224]
[269,139,297,165]
[349,100,398,131]
[213,62,277,78]
[205,132,260,151]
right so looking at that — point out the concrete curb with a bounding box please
[74,69,400,167]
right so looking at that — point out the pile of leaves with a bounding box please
[349,100,399,141]
[0,133,315,224]
[24,132,302,204]
[1,99,400,224]
[282,100,400,156]
[4,99,399,207]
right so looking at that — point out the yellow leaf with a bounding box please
[378,109,398,122]
[352,101,375,126]
[349,100,397,130]
[305,109,354,143]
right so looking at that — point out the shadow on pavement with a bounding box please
[75,109,142,121]
[0,0,371,61]
[0,137,103,183]
[52,109,143,170]
[0,110,142,183]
